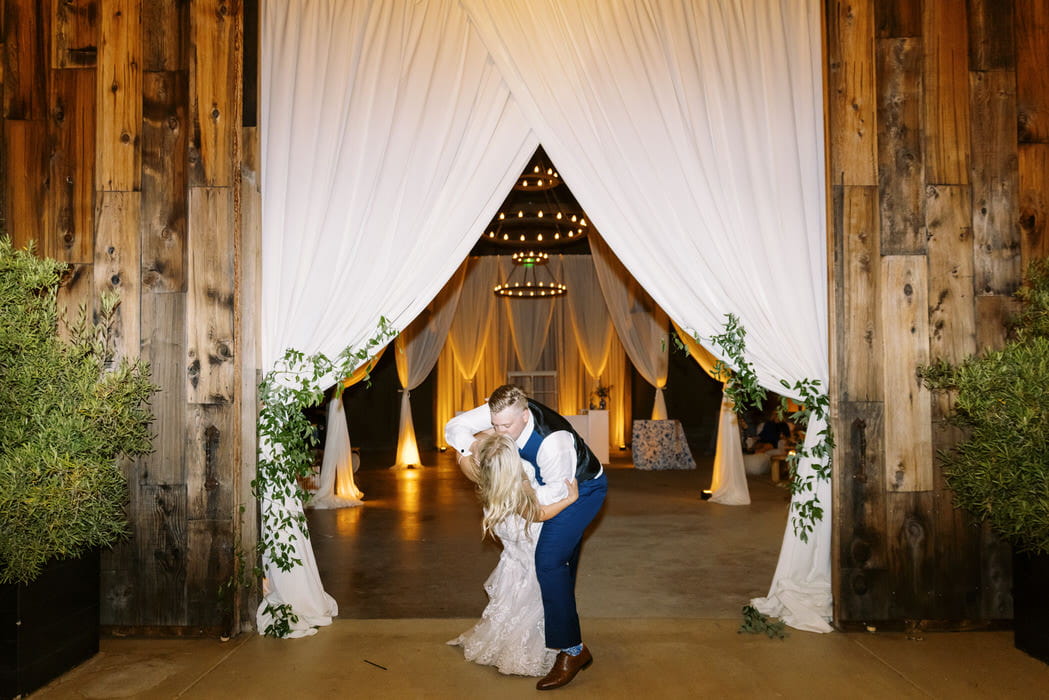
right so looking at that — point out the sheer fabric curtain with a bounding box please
[502,256,556,372]
[447,257,501,408]
[260,0,537,636]
[308,397,363,509]
[394,267,464,468]
[460,0,829,631]
[674,321,749,506]
[590,234,670,420]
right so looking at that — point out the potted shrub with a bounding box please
[920,258,1049,664]
[0,239,156,697]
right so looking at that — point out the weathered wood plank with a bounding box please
[971,70,1021,296]
[186,518,234,629]
[186,404,235,521]
[48,67,96,262]
[836,401,889,622]
[52,0,99,68]
[134,481,188,626]
[189,0,239,187]
[880,255,933,492]
[967,0,1015,71]
[922,0,971,185]
[96,0,141,190]
[140,290,186,485]
[142,70,187,292]
[842,186,882,401]
[4,0,49,119]
[877,37,925,254]
[979,523,1013,620]
[142,0,186,72]
[1018,143,1049,265]
[55,261,93,342]
[236,125,261,630]
[1016,0,1049,143]
[975,293,1020,353]
[4,119,47,249]
[826,0,878,186]
[886,490,939,618]
[874,0,921,39]
[94,190,141,363]
[926,185,976,364]
[187,186,235,404]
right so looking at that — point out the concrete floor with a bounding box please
[30,451,1049,698]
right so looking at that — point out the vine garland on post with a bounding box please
[253,318,398,637]
[695,313,834,543]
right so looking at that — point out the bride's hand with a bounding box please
[564,478,579,504]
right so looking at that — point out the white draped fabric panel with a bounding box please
[447,257,502,408]
[502,259,556,372]
[590,234,670,421]
[262,0,829,634]
[460,0,829,632]
[259,0,536,636]
[674,323,750,506]
[307,397,364,509]
[394,267,465,468]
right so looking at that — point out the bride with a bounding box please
[448,433,578,676]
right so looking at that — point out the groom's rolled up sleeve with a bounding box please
[444,404,491,455]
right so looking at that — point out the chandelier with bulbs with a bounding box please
[485,148,593,298]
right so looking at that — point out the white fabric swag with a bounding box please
[394,266,465,468]
[502,257,557,372]
[590,234,670,420]
[261,0,829,635]
[308,397,364,509]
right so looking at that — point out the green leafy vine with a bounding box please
[702,313,834,543]
[253,317,397,637]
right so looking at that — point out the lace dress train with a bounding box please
[448,514,555,676]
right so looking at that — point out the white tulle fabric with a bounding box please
[448,514,555,676]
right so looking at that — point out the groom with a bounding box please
[446,384,608,690]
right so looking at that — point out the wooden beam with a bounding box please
[189,0,239,187]
[827,0,878,186]
[96,0,141,191]
[48,67,96,263]
[926,185,976,364]
[4,0,49,120]
[922,0,971,185]
[51,0,99,68]
[94,190,142,363]
[1016,0,1049,143]
[1019,143,1049,265]
[3,118,47,249]
[841,186,883,401]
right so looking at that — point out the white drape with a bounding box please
[590,234,670,420]
[260,0,536,635]
[502,258,556,372]
[461,0,829,632]
[262,0,829,633]
[394,267,464,468]
[447,257,502,408]
[308,397,363,509]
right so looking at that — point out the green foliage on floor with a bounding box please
[0,238,156,584]
[738,605,788,639]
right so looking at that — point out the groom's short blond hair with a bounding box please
[487,384,528,414]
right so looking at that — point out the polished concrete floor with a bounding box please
[31,450,1049,698]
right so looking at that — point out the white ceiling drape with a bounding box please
[590,233,671,420]
[308,397,363,509]
[394,267,464,468]
[261,0,829,635]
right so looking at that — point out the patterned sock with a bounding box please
[562,643,583,656]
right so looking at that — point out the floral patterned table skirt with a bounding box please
[631,419,696,470]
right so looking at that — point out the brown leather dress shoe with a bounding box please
[536,645,593,690]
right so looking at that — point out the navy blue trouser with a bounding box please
[535,472,607,649]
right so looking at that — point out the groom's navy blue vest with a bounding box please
[517,399,602,485]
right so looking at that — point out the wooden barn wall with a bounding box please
[0,0,260,634]
[828,0,1048,626]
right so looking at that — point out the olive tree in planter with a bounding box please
[921,258,1049,664]
[0,239,155,697]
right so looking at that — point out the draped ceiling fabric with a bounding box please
[590,234,670,420]
[674,321,749,506]
[502,258,557,372]
[394,266,465,468]
[262,0,829,634]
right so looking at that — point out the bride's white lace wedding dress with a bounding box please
[448,513,555,676]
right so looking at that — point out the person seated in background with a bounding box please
[753,411,791,454]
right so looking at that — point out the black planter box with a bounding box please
[1013,550,1049,665]
[0,551,100,699]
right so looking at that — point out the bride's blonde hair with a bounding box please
[475,433,540,539]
